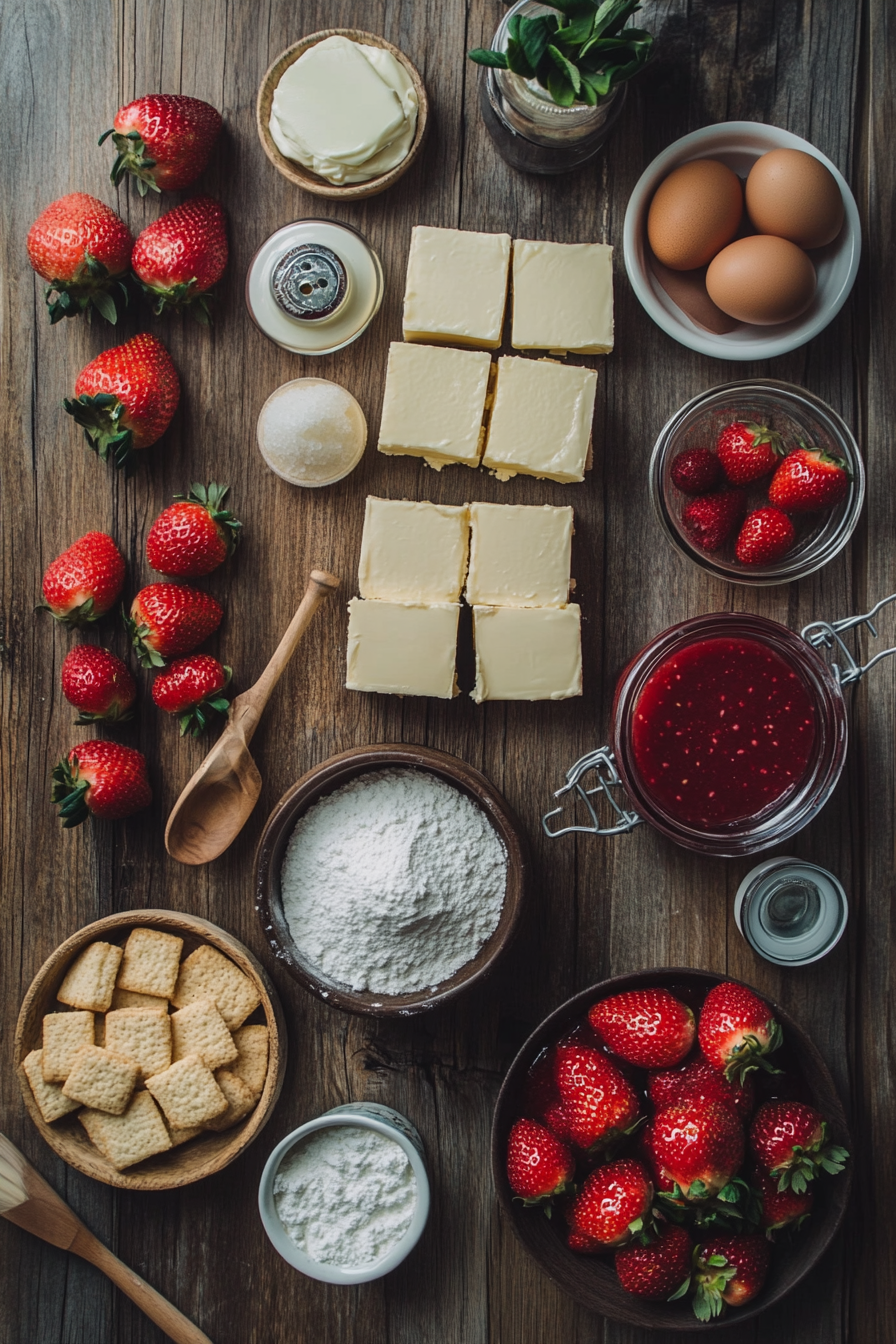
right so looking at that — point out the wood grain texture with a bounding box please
[0,0,886,1341]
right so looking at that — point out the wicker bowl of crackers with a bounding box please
[14,911,286,1190]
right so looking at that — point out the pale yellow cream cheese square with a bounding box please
[358,497,470,603]
[511,240,614,354]
[481,357,597,483]
[346,599,460,698]
[377,343,492,469]
[471,604,583,702]
[403,226,512,349]
[466,503,573,608]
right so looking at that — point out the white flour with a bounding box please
[279,768,507,994]
[273,1125,416,1268]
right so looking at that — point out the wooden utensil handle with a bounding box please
[71,1227,214,1344]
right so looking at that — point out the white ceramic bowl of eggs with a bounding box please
[623,121,861,360]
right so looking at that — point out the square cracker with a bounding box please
[22,1049,81,1123]
[61,1045,139,1115]
[41,1011,95,1082]
[111,987,168,1012]
[145,1055,228,1129]
[229,1025,269,1098]
[104,1008,172,1080]
[117,928,183,1000]
[204,1070,257,1132]
[170,999,237,1071]
[167,1122,203,1147]
[171,946,260,1030]
[80,1090,172,1170]
[57,942,123,1013]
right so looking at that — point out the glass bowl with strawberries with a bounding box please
[649,380,864,585]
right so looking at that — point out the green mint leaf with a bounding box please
[547,44,582,93]
[506,36,535,76]
[519,15,554,69]
[467,47,508,68]
[546,66,576,105]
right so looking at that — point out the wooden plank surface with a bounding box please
[0,0,888,1340]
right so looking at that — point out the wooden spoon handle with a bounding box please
[70,1227,214,1344]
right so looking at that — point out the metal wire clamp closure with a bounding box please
[801,591,896,686]
[542,747,643,839]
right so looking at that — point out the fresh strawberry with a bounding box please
[768,445,851,512]
[670,447,722,495]
[126,584,223,668]
[698,982,783,1084]
[692,1233,770,1319]
[647,1101,744,1202]
[522,1048,573,1142]
[754,1167,813,1233]
[100,94,223,195]
[615,1222,693,1300]
[716,421,784,485]
[146,483,241,577]
[505,1118,574,1208]
[61,646,136,724]
[735,507,796,564]
[26,193,132,324]
[51,740,151,826]
[680,489,746,552]
[152,654,231,736]
[648,1054,755,1122]
[131,198,228,321]
[554,1041,641,1154]
[749,1101,848,1193]
[63,334,180,471]
[38,532,125,627]
[588,989,695,1069]
[567,1227,602,1253]
[568,1159,654,1249]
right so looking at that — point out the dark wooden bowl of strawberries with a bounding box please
[491,969,851,1330]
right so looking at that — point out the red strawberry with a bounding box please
[126,584,223,668]
[754,1167,813,1233]
[152,655,232,736]
[648,1054,755,1122]
[615,1222,693,1300]
[670,447,722,495]
[51,740,151,826]
[61,646,136,724]
[768,445,851,512]
[716,421,784,484]
[567,1227,602,1253]
[698,982,782,1084]
[26,192,132,324]
[749,1101,848,1193]
[146,483,241,577]
[101,94,223,195]
[39,532,125,627]
[692,1233,770,1319]
[554,1041,641,1154]
[588,989,695,1069]
[735,507,796,564]
[680,489,746,552]
[522,1048,573,1142]
[568,1158,654,1249]
[132,198,228,321]
[505,1118,574,1207]
[63,334,180,471]
[647,1101,745,1201]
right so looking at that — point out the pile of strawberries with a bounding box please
[671,419,851,567]
[505,981,848,1322]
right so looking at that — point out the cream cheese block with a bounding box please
[481,357,597,483]
[358,497,470,603]
[346,599,460,698]
[402,226,512,349]
[377,343,492,469]
[471,605,583,702]
[512,240,614,354]
[466,503,573,608]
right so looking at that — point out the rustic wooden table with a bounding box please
[1,2,892,1341]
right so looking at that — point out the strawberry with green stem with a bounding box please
[735,507,796,565]
[615,1222,693,1301]
[100,94,222,195]
[691,1233,770,1319]
[680,489,746,552]
[698,982,783,1084]
[588,988,695,1069]
[554,1040,641,1154]
[749,1100,848,1193]
[648,1054,756,1122]
[26,193,132,324]
[146,483,241,577]
[152,655,232,736]
[51,740,151,826]
[568,1158,655,1249]
[126,584,223,668]
[131,197,228,322]
[768,442,851,512]
[716,421,785,485]
[61,646,136,724]
[753,1167,813,1234]
[63,334,180,471]
[505,1118,575,1212]
[646,1100,745,1203]
[38,532,125,628]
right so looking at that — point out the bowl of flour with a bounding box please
[254,744,528,1015]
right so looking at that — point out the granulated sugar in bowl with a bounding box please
[256,377,367,486]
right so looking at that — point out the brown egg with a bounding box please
[647,159,744,271]
[705,235,816,325]
[745,148,845,249]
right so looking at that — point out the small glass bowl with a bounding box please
[649,380,864,586]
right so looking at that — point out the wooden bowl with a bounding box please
[15,911,287,1191]
[255,744,529,1017]
[256,30,429,200]
[492,968,852,1331]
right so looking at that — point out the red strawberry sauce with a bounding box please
[631,638,817,826]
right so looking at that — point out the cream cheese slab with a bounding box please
[481,357,597,483]
[347,599,460,698]
[403,226,512,349]
[472,605,583,702]
[512,240,614,354]
[466,503,573,608]
[358,497,470,603]
[377,343,491,469]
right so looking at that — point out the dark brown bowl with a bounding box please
[491,968,852,1330]
[255,744,529,1017]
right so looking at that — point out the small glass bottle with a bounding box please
[734,858,848,966]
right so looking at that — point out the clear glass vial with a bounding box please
[734,857,848,966]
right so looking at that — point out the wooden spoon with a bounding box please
[165,569,339,866]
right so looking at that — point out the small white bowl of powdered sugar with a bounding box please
[254,745,528,1016]
[258,1102,430,1283]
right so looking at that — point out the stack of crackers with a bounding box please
[22,928,270,1171]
